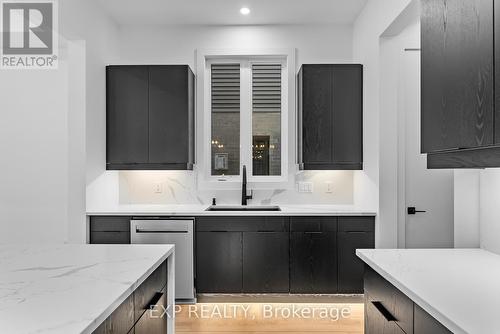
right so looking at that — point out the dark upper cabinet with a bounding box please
[298,64,363,170]
[290,217,338,294]
[196,231,243,293]
[421,0,500,168]
[242,232,289,293]
[107,66,149,165]
[107,65,194,170]
[149,66,195,166]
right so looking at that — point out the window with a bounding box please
[207,57,287,182]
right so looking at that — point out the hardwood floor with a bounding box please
[175,295,364,333]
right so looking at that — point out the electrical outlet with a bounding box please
[298,182,314,193]
[326,181,333,193]
[154,183,163,194]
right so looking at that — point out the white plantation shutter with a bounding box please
[211,64,240,113]
[252,64,282,113]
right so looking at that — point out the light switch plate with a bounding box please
[298,182,314,193]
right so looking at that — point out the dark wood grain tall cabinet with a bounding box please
[297,64,363,170]
[107,65,195,170]
[422,0,500,168]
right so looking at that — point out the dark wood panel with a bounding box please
[107,293,135,334]
[148,66,191,165]
[338,216,375,232]
[134,261,167,322]
[196,216,289,232]
[290,217,337,232]
[332,65,363,164]
[364,266,414,334]
[302,65,334,164]
[106,66,149,165]
[427,145,500,168]
[242,232,289,293]
[365,294,406,334]
[90,231,130,244]
[196,232,243,293]
[298,64,363,170]
[134,288,168,334]
[495,0,500,144]
[90,216,131,232]
[421,0,494,152]
[414,304,452,334]
[338,231,375,293]
[290,231,337,293]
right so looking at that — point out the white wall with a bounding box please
[353,0,413,247]
[116,24,353,68]
[455,169,500,254]
[454,170,480,248]
[0,0,119,244]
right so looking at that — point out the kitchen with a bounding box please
[0,0,499,333]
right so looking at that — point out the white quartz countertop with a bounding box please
[0,244,174,334]
[357,248,500,334]
[86,204,376,216]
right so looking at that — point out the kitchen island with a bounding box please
[0,244,175,334]
[357,248,500,334]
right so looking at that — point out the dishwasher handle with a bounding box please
[134,228,189,234]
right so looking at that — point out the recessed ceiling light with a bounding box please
[240,7,250,15]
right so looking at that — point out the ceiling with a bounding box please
[95,0,368,26]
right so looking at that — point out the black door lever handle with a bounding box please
[408,207,426,215]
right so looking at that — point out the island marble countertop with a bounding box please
[86,204,376,216]
[357,248,500,334]
[0,244,174,334]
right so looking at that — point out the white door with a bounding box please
[400,50,454,248]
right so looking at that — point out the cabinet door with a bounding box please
[414,304,452,334]
[196,232,242,293]
[90,216,131,244]
[290,232,337,293]
[134,289,168,334]
[338,231,375,293]
[332,65,363,166]
[302,65,334,165]
[242,232,289,293]
[148,66,191,165]
[365,296,405,334]
[421,0,494,152]
[107,66,149,165]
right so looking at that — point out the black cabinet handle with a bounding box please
[304,231,322,234]
[371,301,397,322]
[146,292,164,309]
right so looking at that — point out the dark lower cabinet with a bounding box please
[135,287,168,334]
[242,232,289,293]
[196,231,243,293]
[365,296,405,334]
[92,260,168,334]
[290,217,338,293]
[90,216,131,244]
[338,231,375,293]
[364,265,451,334]
[338,217,375,293]
[414,304,452,334]
[290,231,338,293]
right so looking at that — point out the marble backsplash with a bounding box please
[116,170,354,206]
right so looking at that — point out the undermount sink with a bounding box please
[205,205,281,212]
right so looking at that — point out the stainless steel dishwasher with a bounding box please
[131,218,195,303]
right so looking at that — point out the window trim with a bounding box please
[196,48,296,190]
